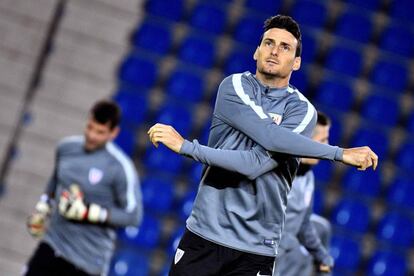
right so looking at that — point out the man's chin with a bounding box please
[84,144,98,152]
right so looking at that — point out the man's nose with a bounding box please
[270,46,278,56]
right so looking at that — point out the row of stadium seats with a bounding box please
[109,0,414,274]
[146,0,414,33]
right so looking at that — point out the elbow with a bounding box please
[128,208,142,227]
[246,170,259,180]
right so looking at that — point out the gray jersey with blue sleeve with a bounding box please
[182,72,342,257]
[43,135,142,275]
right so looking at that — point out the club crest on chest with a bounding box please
[89,168,103,185]
[268,113,282,125]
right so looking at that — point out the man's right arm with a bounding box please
[214,74,377,169]
[215,74,342,160]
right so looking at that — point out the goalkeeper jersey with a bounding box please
[43,135,142,275]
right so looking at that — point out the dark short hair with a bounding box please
[259,15,302,57]
[90,100,121,130]
[317,111,331,126]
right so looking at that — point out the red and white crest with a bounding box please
[268,113,282,125]
[89,168,103,185]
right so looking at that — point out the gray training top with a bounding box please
[43,135,142,275]
[180,72,343,257]
[279,165,332,266]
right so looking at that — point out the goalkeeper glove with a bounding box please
[58,184,108,223]
[27,195,51,238]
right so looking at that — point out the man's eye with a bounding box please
[281,45,290,51]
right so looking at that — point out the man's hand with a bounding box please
[147,123,185,153]
[59,184,107,223]
[27,196,51,238]
[317,263,332,273]
[342,146,378,170]
[315,255,334,274]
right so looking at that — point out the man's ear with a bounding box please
[253,47,259,61]
[292,56,301,71]
[110,126,120,140]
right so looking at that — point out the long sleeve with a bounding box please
[44,149,60,200]
[214,74,343,160]
[180,139,278,180]
[106,163,143,227]
[297,196,333,266]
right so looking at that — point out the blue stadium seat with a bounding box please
[313,160,334,184]
[344,0,381,10]
[315,79,355,112]
[335,10,373,43]
[330,234,361,271]
[190,3,226,34]
[370,59,408,92]
[290,68,308,92]
[179,34,216,68]
[234,14,265,48]
[166,68,205,103]
[114,127,135,157]
[156,103,192,137]
[408,112,414,134]
[189,163,204,187]
[167,227,185,255]
[390,0,414,25]
[396,141,414,172]
[131,20,172,55]
[144,144,184,174]
[224,48,256,76]
[300,31,317,63]
[332,198,371,233]
[113,90,148,127]
[312,186,324,215]
[146,0,184,21]
[361,94,399,127]
[200,120,212,145]
[118,55,158,88]
[325,46,362,77]
[367,250,408,276]
[388,177,414,210]
[117,215,160,249]
[342,168,381,198]
[291,0,327,29]
[109,248,150,276]
[141,175,174,213]
[376,212,414,248]
[380,24,414,58]
[324,111,343,146]
[351,128,389,160]
[245,0,282,15]
[179,190,197,220]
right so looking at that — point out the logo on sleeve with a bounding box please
[268,113,282,125]
[89,168,103,185]
[174,248,185,264]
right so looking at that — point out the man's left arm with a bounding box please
[106,164,143,227]
[297,196,334,272]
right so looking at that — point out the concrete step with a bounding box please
[0,0,56,23]
[63,0,139,47]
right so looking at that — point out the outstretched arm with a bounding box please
[214,74,377,170]
[148,124,277,180]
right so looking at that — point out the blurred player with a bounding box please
[149,15,377,276]
[273,111,334,276]
[25,100,142,276]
